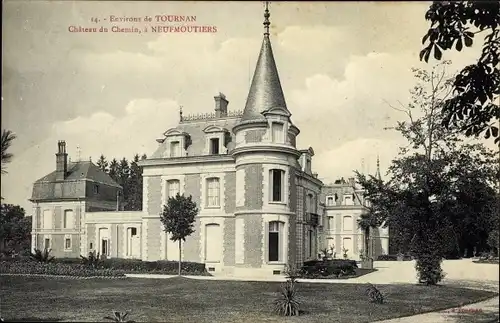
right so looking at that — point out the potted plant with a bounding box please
[342,247,349,259]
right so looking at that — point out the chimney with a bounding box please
[214,92,229,118]
[56,140,68,181]
[348,177,355,186]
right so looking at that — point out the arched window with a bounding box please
[205,223,222,262]
[271,122,284,143]
[43,210,52,229]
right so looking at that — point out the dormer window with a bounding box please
[170,141,180,157]
[210,138,220,155]
[271,122,284,143]
[93,184,99,194]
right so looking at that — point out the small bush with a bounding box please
[80,251,102,269]
[274,280,300,316]
[104,311,135,322]
[415,253,445,285]
[30,248,55,263]
[365,283,384,304]
[0,260,125,277]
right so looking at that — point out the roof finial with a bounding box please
[76,145,81,162]
[179,105,183,122]
[263,1,270,36]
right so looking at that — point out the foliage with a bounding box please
[420,1,500,143]
[376,254,412,261]
[0,260,124,277]
[301,259,357,278]
[80,251,102,269]
[0,204,30,256]
[104,311,135,323]
[357,62,499,284]
[93,154,146,211]
[342,247,349,259]
[160,193,198,276]
[274,280,300,316]
[365,284,384,304]
[30,248,55,263]
[415,241,446,285]
[283,264,302,283]
[1,129,16,174]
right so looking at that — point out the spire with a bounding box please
[241,1,288,122]
[375,154,382,180]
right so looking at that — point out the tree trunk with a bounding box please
[178,239,182,276]
[365,227,370,258]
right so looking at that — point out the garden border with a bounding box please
[0,273,128,280]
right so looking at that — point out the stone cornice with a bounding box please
[138,155,235,167]
[295,169,323,187]
[231,144,301,158]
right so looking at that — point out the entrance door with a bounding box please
[99,228,110,257]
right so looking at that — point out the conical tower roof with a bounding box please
[241,3,289,122]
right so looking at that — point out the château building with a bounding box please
[30,6,389,276]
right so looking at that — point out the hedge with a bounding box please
[300,259,358,278]
[0,261,125,278]
[53,257,210,275]
[376,254,413,261]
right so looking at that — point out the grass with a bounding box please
[0,276,497,323]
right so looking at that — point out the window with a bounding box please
[65,238,71,250]
[306,159,311,172]
[344,195,353,205]
[328,216,335,231]
[306,194,313,212]
[43,210,52,229]
[167,180,180,198]
[268,221,281,262]
[63,210,74,229]
[90,242,93,250]
[206,178,220,207]
[308,230,313,257]
[270,169,285,202]
[272,122,284,143]
[170,141,180,157]
[127,227,138,257]
[131,228,137,236]
[101,239,109,256]
[93,184,99,194]
[44,238,50,250]
[343,216,353,231]
[210,138,220,155]
[327,196,334,206]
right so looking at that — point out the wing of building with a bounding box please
[30,6,389,275]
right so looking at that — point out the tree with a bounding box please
[108,158,119,183]
[357,62,499,284]
[1,130,16,174]
[420,1,500,143]
[97,154,109,173]
[0,204,30,256]
[160,194,198,276]
[126,154,143,211]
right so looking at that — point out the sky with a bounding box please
[1,1,495,213]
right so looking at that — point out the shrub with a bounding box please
[80,251,102,269]
[283,264,301,283]
[415,253,445,285]
[365,283,384,304]
[30,248,55,263]
[274,280,300,316]
[300,259,357,278]
[104,311,135,322]
[376,254,412,261]
[0,260,125,277]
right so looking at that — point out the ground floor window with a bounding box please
[44,238,50,250]
[268,221,283,262]
[64,237,71,250]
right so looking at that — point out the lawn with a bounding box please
[0,276,497,323]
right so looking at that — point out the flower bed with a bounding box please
[0,261,125,278]
[300,259,361,279]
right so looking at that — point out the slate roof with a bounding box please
[34,161,121,187]
[150,117,242,158]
